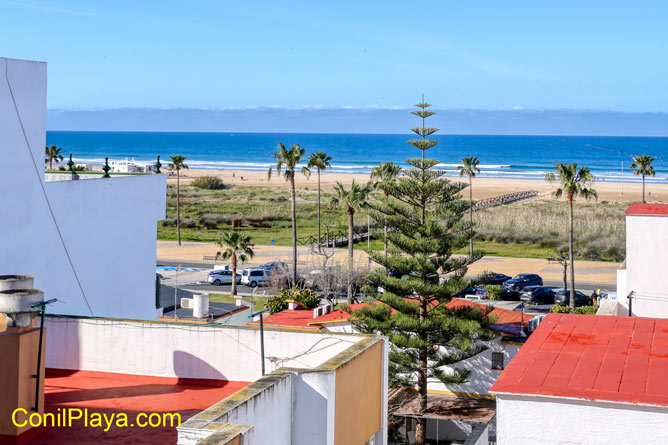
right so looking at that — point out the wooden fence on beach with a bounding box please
[472,190,540,212]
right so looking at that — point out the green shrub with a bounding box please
[199,213,225,230]
[265,294,288,314]
[575,305,597,315]
[550,304,598,315]
[191,176,227,190]
[485,285,504,300]
[550,304,573,313]
[265,288,321,314]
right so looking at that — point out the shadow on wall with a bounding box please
[173,350,227,382]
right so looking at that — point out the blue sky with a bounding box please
[2,1,668,113]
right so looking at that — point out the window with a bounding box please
[492,352,505,370]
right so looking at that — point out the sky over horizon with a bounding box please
[2,0,668,134]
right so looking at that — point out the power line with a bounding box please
[4,61,94,316]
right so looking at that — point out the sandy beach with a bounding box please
[167,168,668,203]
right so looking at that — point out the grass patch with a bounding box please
[159,184,627,262]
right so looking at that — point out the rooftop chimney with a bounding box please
[0,275,45,441]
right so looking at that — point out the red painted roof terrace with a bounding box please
[625,203,668,216]
[21,369,250,444]
[490,313,668,407]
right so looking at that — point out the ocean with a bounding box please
[45,131,668,183]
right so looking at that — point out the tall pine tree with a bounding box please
[352,99,495,445]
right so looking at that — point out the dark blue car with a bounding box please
[485,273,512,286]
[503,273,543,291]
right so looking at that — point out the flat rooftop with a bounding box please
[490,313,668,407]
[24,369,250,444]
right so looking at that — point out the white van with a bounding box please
[240,268,269,287]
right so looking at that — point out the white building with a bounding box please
[491,312,668,445]
[42,315,389,445]
[110,158,156,173]
[0,57,165,320]
[614,203,668,317]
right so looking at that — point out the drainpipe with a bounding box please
[627,291,634,317]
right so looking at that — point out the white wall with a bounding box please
[221,374,294,445]
[496,394,668,445]
[624,214,668,317]
[0,57,165,321]
[292,371,336,445]
[430,339,521,396]
[45,317,361,382]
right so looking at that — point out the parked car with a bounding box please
[485,273,512,286]
[498,288,521,301]
[453,287,488,299]
[504,273,543,291]
[554,289,592,307]
[206,270,241,286]
[261,261,289,273]
[240,268,269,287]
[520,286,556,304]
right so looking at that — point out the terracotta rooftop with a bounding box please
[23,369,250,444]
[490,313,668,407]
[625,203,668,216]
[446,299,530,335]
[254,298,527,335]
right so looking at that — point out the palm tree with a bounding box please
[330,180,372,303]
[45,145,64,170]
[307,152,332,250]
[457,156,481,258]
[216,231,255,297]
[268,143,309,285]
[169,155,188,246]
[630,154,656,203]
[546,163,597,311]
[370,161,402,260]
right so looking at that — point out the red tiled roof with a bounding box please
[308,303,371,325]
[625,203,668,216]
[253,307,325,329]
[255,298,527,334]
[490,313,668,407]
[446,298,530,335]
[24,369,250,444]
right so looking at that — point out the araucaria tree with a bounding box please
[371,161,402,260]
[169,155,188,246]
[45,145,64,170]
[457,156,481,258]
[352,100,494,445]
[216,231,255,297]
[630,154,656,203]
[307,151,332,250]
[268,143,309,285]
[546,163,597,311]
[330,180,372,303]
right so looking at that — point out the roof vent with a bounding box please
[0,275,44,327]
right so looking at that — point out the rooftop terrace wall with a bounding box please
[0,57,165,321]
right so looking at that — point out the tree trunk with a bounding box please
[642,174,646,203]
[231,253,237,297]
[177,170,182,246]
[563,262,568,292]
[290,172,298,286]
[347,209,354,304]
[49,158,53,170]
[469,174,474,258]
[317,170,321,249]
[569,197,576,311]
[415,296,428,445]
